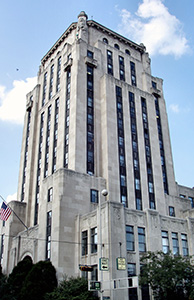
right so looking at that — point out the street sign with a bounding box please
[116,257,126,270]
[99,257,109,271]
[89,281,101,291]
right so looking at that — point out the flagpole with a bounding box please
[0,195,28,230]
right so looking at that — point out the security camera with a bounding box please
[101,189,108,197]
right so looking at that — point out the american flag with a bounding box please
[0,202,12,221]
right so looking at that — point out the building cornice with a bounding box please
[41,18,146,66]
[87,20,145,54]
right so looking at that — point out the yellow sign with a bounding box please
[116,257,126,270]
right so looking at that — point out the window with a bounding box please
[64,65,71,168]
[46,211,52,260]
[91,265,98,281]
[87,65,94,175]
[56,56,61,92]
[172,232,179,256]
[125,49,130,55]
[107,50,113,75]
[82,231,88,256]
[87,50,93,58]
[130,61,136,86]
[138,227,146,252]
[169,206,175,217]
[103,38,108,44]
[91,227,97,253]
[0,234,5,265]
[114,43,120,50]
[152,81,157,89]
[91,189,98,203]
[119,56,125,81]
[189,196,194,208]
[126,225,134,251]
[127,263,136,277]
[42,72,47,106]
[49,65,54,100]
[48,187,53,202]
[161,231,169,254]
[181,234,189,256]
[179,194,186,198]
[52,99,59,173]
[135,178,140,190]
[116,86,128,207]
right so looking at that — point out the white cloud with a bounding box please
[169,104,180,113]
[0,77,37,124]
[6,192,17,203]
[118,0,189,57]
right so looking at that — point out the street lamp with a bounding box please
[99,189,108,300]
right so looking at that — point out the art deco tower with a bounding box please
[1,11,194,300]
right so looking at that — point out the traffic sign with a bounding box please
[116,257,126,270]
[89,281,101,291]
[99,257,109,271]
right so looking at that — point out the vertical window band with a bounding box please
[116,86,128,207]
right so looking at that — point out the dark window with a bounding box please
[64,67,71,168]
[189,196,194,208]
[82,231,88,256]
[49,64,54,100]
[42,72,47,106]
[116,86,128,207]
[126,225,134,251]
[114,43,120,50]
[91,227,97,253]
[161,231,169,254]
[0,234,5,265]
[52,99,59,173]
[87,65,94,175]
[138,227,146,252]
[34,113,44,225]
[103,38,108,44]
[128,288,138,300]
[107,50,113,75]
[119,56,125,81]
[56,56,61,92]
[172,232,179,256]
[169,206,175,217]
[125,49,130,55]
[130,61,136,86]
[181,234,189,256]
[87,50,93,58]
[154,96,168,194]
[152,81,157,89]
[48,187,53,202]
[46,211,52,260]
[180,194,186,198]
[91,189,98,203]
[127,263,136,276]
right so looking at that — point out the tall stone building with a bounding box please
[1,11,194,299]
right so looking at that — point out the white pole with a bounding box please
[99,189,108,300]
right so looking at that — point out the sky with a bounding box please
[0,0,194,202]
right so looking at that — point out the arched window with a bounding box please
[114,43,120,50]
[125,49,131,55]
[103,38,108,44]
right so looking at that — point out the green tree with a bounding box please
[139,251,194,300]
[6,256,33,300]
[20,260,57,300]
[45,276,99,300]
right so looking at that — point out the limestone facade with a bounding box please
[1,11,194,300]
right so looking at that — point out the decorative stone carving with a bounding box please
[76,11,88,41]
